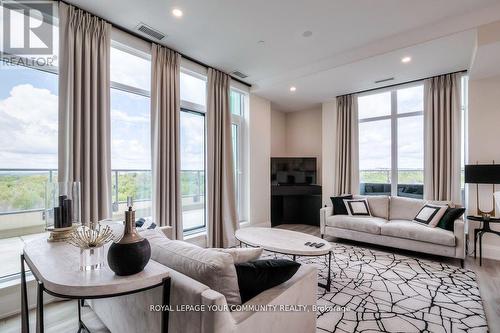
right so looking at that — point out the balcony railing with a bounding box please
[360,168,424,199]
[0,168,205,238]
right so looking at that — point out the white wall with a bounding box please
[271,109,286,156]
[285,108,322,185]
[322,101,337,206]
[249,94,271,227]
[270,107,323,184]
[467,75,500,259]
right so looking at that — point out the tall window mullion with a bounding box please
[390,90,398,197]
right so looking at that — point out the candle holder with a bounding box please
[44,182,81,242]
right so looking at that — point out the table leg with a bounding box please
[474,229,478,259]
[36,282,44,333]
[161,277,171,333]
[292,255,296,262]
[479,231,483,267]
[77,300,90,333]
[318,252,332,292]
[21,255,29,333]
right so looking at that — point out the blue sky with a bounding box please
[0,60,206,171]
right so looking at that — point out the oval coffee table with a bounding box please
[235,227,332,291]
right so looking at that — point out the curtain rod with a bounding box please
[57,0,252,88]
[336,69,468,98]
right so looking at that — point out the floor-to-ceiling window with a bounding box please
[180,71,206,233]
[230,89,248,223]
[110,43,152,220]
[0,2,58,278]
[358,84,424,198]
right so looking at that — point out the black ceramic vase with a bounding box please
[107,205,151,276]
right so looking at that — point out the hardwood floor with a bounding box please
[0,300,108,333]
[2,224,499,333]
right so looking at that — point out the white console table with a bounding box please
[21,238,170,333]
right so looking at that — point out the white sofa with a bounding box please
[90,227,318,333]
[320,195,465,265]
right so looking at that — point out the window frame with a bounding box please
[230,88,249,223]
[180,68,207,234]
[109,41,152,218]
[358,81,424,197]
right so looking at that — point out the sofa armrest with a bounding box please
[454,219,465,259]
[159,226,173,239]
[320,207,333,235]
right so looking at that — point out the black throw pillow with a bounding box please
[235,259,301,303]
[437,207,466,231]
[330,195,353,215]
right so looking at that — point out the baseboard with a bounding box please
[0,276,59,320]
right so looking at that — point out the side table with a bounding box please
[21,238,170,333]
[467,215,500,266]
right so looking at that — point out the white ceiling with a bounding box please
[66,0,500,111]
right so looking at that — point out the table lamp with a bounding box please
[465,164,500,217]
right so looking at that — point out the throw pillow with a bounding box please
[235,259,301,303]
[147,235,242,305]
[330,195,353,215]
[437,207,466,231]
[211,247,263,264]
[413,204,448,227]
[343,198,372,216]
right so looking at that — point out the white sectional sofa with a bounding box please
[320,195,465,265]
[91,226,318,333]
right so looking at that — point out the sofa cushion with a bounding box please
[146,233,242,305]
[235,259,301,303]
[413,204,448,227]
[211,247,263,264]
[354,195,390,220]
[382,220,455,246]
[344,198,372,216]
[437,207,466,231]
[325,215,387,235]
[330,195,352,215]
[390,196,426,221]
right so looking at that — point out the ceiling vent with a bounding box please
[374,77,394,84]
[136,23,166,41]
[231,70,248,79]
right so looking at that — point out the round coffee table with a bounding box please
[235,227,332,291]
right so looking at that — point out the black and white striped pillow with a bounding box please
[343,198,372,216]
[413,204,448,227]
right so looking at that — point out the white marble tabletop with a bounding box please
[23,238,169,297]
[235,227,332,256]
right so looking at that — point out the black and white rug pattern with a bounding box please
[263,244,488,333]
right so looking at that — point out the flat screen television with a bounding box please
[271,157,317,185]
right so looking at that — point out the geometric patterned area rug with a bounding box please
[264,243,488,333]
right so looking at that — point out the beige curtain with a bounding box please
[58,3,112,225]
[151,44,182,239]
[207,68,239,248]
[424,73,462,203]
[334,94,359,195]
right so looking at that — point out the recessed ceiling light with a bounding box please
[290,86,297,92]
[257,40,265,45]
[172,8,183,17]
[302,31,313,38]
[401,56,412,63]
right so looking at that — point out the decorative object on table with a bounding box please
[107,198,151,276]
[66,223,114,271]
[44,182,81,242]
[464,163,500,217]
